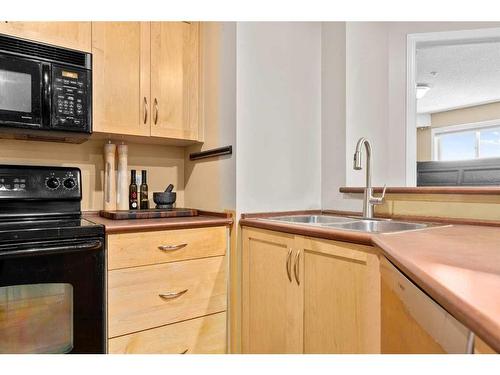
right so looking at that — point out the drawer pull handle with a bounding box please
[159,289,188,300]
[180,348,189,354]
[158,243,188,251]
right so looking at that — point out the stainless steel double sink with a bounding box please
[260,214,430,233]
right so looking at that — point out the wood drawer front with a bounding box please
[108,256,227,338]
[107,226,227,270]
[108,312,226,354]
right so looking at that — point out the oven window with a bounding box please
[0,283,73,353]
[0,69,32,113]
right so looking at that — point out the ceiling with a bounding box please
[416,41,500,114]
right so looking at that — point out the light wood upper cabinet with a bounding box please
[241,228,303,353]
[92,22,150,136]
[299,237,380,354]
[150,22,200,141]
[0,22,91,52]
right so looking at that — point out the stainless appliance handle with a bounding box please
[466,331,475,354]
[286,248,292,282]
[0,240,103,258]
[158,289,188,301]
[41,63,51,126]
[158,243,187,252]
[143,97,148,124]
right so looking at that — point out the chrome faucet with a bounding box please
[353,137,387,218]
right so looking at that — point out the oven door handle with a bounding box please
[0,239,103,258]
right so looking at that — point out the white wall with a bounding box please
[236,22,322,213]
[321,21,500,211]
[321,22,361,211]
[345,22,390,187]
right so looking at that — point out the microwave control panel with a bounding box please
[51,65,91,132]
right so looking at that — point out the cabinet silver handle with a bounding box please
[143,97,148,124]
[286,248,292,282]
[293,250,301,285]
[466,331,475,354]
[154,98,159,125]
[158,243,187,251]
[180,348,189,354]
[158,289,188,300]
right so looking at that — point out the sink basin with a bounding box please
[264,215,357,225]
[325,220,428,233]
[261,214,431,233]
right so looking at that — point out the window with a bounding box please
[433,123,500,161]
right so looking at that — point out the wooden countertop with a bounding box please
[84,212,232,234]
[373,225,500,353]
[240,210,500,352]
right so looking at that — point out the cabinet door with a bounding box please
[92,22,150,136]
[300,237,380,353]
[0,21,91,52]
[241,228,302,353]
[150,22,199,141]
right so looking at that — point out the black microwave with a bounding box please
[0,34,92,139]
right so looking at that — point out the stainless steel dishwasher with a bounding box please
[381,257,474,354]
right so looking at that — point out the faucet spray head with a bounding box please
[354,150,362,170]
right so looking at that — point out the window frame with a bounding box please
[431,119,500,161]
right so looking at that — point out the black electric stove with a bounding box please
[0,165,105,354]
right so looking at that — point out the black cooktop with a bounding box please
[0,217,104,244]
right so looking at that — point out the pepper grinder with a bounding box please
[116,143,129,210]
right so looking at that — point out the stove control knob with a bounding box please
[46,177,60,190]
[63,178,76,190]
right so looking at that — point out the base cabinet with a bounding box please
[241,227,380,354]
[241,229,302,353]
[109,312,226,354]
[301,237,380,353]
[107,226,228,354]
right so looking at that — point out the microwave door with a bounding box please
[0,55,42,128]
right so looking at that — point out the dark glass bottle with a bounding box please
[140,170,149,209]
[129,170,138,210]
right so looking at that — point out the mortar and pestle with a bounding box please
[153,184,176,209]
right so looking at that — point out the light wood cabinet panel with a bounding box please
[0,21,91,52]
[109,312,226,354]
[107,226,226,270]
[92,22,150,136]
[108,256,226,338]
[241,226,381,354]
[300,237,380,353]
[150,22,199,141]
[474,336,497,354]
[241,228,302,353]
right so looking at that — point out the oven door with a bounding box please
[0,54,43,129]
[0,237,105,354]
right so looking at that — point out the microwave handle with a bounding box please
[41,63,51,127]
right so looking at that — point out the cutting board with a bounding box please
[99,208,198,220]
